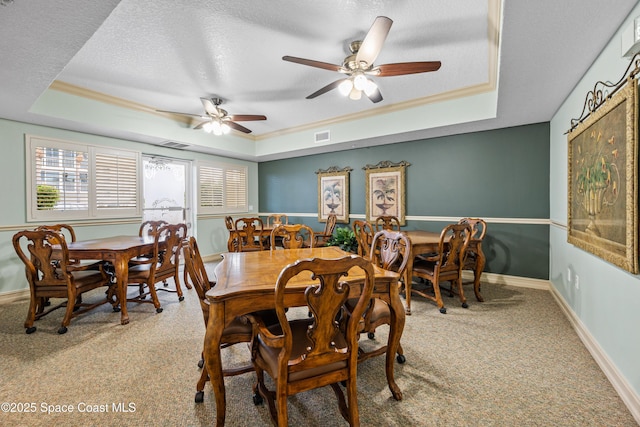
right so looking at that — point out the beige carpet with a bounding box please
[0,271,637,426]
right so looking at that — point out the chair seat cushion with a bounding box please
[346,297,389,327]
[70,270,110,290]
[413,259,461,281]
[258,318,347,382]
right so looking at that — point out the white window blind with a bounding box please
[198,161,248,214]
[95,148,139,214]
[26,135,141,221]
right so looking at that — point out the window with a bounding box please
[26,134,141,221]
[197,161,248,214]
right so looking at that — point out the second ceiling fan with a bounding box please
[157,97,266,135]
[283,16,441,103]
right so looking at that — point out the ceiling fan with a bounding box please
[157,97,266,135]
[283,16,441,103]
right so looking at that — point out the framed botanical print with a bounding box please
[364,160,410,225]
[316,166,351,223]
[567,78,638,274]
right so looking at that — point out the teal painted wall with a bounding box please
[259,122,550,279]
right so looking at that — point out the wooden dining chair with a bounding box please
[313,213,337,246]
[270,223,315,249]
[139,220,169,237]
[249,255,375,427]
[224,215,239,252]
[352,220,374,258]
[133,220,169,264]
[266,213,288,227]
[127,223,187,312]
[183,236,260,403]
[459,218,488,302]
[411,223,472,314]
[12,228,113,334]
[234,217,266,252]
[35,223,81,267]
[350,229,411,364]
[374,215,401,231]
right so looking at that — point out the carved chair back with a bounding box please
[352,220,374,258]
[234,217,265,252]
[270,224,315,249]
[250,255,375,425]
[374,215,401,231]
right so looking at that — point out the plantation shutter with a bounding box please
[94,148,140,216]
[198,161,247,214]
[225,167,247,209]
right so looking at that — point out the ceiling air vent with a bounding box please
[160,141,190,149]
[314,130,330,143]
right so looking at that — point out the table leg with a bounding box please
[203,303,226,426]
[114,255,130,325]
[403,257,413,315]
[473,250,486,302]
[386,289,405,401]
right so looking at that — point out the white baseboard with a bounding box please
[461,270,550,290]
[0,288,29,304]
[547,285,640,425]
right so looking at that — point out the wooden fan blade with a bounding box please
[193,121,208,130]
[156,109,207,119]
[356,16,393,67]
[365,87,383,103]
[227,114,267,122]
[283,55,342,72]
[375,61,442,76]
[227,121,252,134]
[306,79,348,99]
[200,98,219,116]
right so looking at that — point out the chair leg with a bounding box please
[195,365,209,403]
[24,295,38,334]
[456,278,468,308]
[396,343,406,364]
[59,292,76,334]
[330,382,351,423]
[146,284,163,313]
[276,384,289,427]
[432,279,446,314]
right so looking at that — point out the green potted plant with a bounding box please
[36,184,60,210]
[326,226,357,253]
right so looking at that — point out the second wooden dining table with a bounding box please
[64,235,160,325]
[204,246,405,426]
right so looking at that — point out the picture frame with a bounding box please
[316,166,351,223]
[567,79,638,274]
[364,160,410,225]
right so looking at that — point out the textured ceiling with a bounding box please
[0,0,637,161]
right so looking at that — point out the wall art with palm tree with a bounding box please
[364,160,410,225]
[316,166,351,223]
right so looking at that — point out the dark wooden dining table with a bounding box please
[64,235,159,325]
[204,246,405,426]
